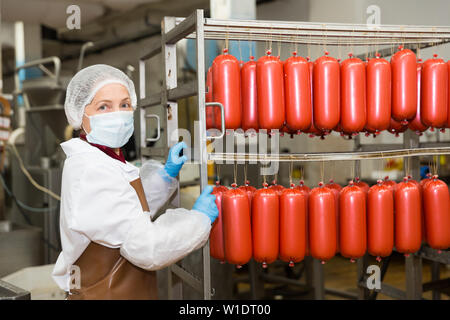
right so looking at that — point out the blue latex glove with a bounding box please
[192,185,219,224]
[164,142,188,178]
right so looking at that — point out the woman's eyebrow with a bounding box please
[95,99,112,104]
[121,97,131,101]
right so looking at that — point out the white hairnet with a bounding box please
[64,64,137,130]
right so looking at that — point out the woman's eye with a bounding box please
[97,105,108,111]
[121,103,130,108]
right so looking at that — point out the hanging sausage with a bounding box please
[209,183,228,263]
[382,176,397,192]
[340,55,366,135]
[257,51,285,131]
[252,183,279,268]
[284,52,312,131]
[366,54,391,133]
[394,177,422,256]
[339,181,367,261]
[388,118,408,136]
[241,57,259,131]
[422,176,450,250]
[222,187,252,267]
[212,49,242,130]
[269,178,285,195]
[326,179,342,253]
[354,177,369,193]
[206,67,216,129]
[313,52,340,132]
[238,180,257,213]
[421,55,448,129]
[409,60,429,134]
[296,180,311,256]
[279,184,307,266]
[367,180,394,261]
[309,183,337,263]
[391,47,417,123]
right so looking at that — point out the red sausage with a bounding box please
[394,178,422,255]
[257,53,285,130]
[209,185,228,262]
[212,51,242,129]
[421,57,448,129]
[367,180,394,260]
[279,186,307,266]
[409,61,429,134]
[382,176,397,192]
[284,53,312,131]
[252,186,279,267]
[340,56,366,134]
[339,181,367,261]
[296,180,311,256]
[241,57,259,131]
[388,118,408,136]
[354,177,369,193]
[313,54,340,131]
[309,183,337,263]
[366,55,391,132]
[423,177,450,250]
[391,48,417,123]
[326,180,342,253]
[238,182,257,213]
[222,188,252,266]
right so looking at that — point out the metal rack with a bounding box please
[138,9,450,300]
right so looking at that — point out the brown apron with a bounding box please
[68,178,158,300]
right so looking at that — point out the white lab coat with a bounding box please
[52,138,211,292]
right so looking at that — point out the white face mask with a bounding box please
[83,111,134,148]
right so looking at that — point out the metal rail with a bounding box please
[208,146,450,163]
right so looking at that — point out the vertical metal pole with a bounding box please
[312,258,325,300]
[431,261,441,300]
[195,9,211,300]
[161,16,183,300]
[403,130,423,300]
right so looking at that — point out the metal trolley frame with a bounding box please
[138,9,450,300]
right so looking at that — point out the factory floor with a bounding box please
[234,253,450,300]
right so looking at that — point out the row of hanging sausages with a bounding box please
[206,47,450,137]
[209,175,450,267]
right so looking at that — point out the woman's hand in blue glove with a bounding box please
[164,142,188,178]
[192,186,219,224]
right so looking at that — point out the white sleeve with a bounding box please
[120,209,211,271]
[139,160,178,214]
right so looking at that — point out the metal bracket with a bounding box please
[145,114,161,142]
[205,102,225,140]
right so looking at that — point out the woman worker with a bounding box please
[52,64,218,299]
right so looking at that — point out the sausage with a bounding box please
[269,180,285,195]
[313,53,340,132]
[296,180,311,256]
[340,56,366,134]
[284,53,312,131]
[421,56,448,129]
[212,50,242,130]
[238,181,257,213]
[422,176,450,250]
[366,55,391,133]
[222,188,252,267]
[252,185,279,267]
[382,176,397,192]
[309,183,337,263]
[409,60,429,134]
[391,48,417,123]
[326,180,342,253]
[257,52,285,130]
[394,177,422,255]
[241,57,259,131]
[354,177,369,193]
[367,180,394,260]
[209,184,228,262]
[279,185,307,266]
[206,67,216,129]
[339,181,367,261]
[388,118,408,136]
